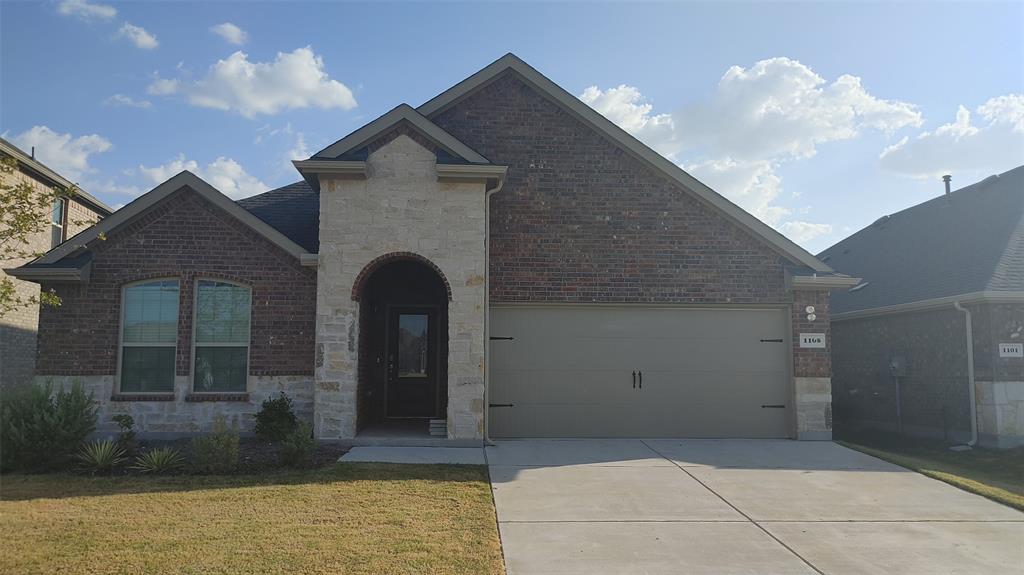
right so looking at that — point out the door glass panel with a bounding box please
[397,314,429,378]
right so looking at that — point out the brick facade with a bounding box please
[432,73,790,305]
[0,165,104,388]
[832,307,974,441]
[37,187,316,378]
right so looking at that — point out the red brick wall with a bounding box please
[431,73,790,304]
[792,289,831,377]
[36,187,316,376]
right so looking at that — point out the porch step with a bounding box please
[429,419,447,437]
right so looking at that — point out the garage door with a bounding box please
[489,306,791,438]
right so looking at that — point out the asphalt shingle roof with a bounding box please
[818,165,1024,315]
[236,181,319,252]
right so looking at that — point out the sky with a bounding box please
[2,1,1022,254]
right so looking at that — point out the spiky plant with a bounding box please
[131,447,185,474]
[76,439,126,474]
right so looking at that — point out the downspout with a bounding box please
[952,301,978,448]
[482,175,505,446]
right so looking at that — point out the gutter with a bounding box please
[482,174,505,446]
[952,301,979,449]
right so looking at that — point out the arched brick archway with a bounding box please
[351,251,453,302]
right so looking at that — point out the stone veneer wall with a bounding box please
[972,303,1024,447]
[792,289,834,439]
[37,375,313,436]
[315,134,488,440]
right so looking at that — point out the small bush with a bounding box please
[77,439,126,474]
[131,447,185,474]
[112,414,137,451]
[1,381,98,471]
[254,392,298,441]
[191,416,240,474]
[278,422,316,467]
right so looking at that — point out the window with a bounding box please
[193,280,251,392]
[51,198,65,248]
[120,280,179,393]
[397,313,429,377]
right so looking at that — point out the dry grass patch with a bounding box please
[0,463,505,574]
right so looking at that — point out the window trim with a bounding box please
[51,197,66,248]
[190,277,253,395]
[116,278,180,396]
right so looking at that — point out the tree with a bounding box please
[0,156,85,316]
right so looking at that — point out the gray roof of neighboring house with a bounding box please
[236,181,319,252]
[0,137,114,216]
[818,165,1024,315]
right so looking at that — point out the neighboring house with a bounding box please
[9,54,857,442]
[820,167,1024,448]
[0,138,113,388]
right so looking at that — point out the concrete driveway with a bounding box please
[486,439,1023,574]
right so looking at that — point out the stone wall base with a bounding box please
[795,376,832,440]
[976,381,1024,449]
[36,375,314,437]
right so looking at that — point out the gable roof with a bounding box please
[417,53,831,273]
[20,171,312,271]
[819,165,1024,316]
[0,137,113,216]
[237,180,319,252]
[313,104,490,164]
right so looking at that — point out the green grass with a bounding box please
[0,463,505,575]
[838,433,1024,511]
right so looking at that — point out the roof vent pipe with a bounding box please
[943,174,952,196]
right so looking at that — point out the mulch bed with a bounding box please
[128,437,349,474]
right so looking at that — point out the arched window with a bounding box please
[192,279,251,392]
[120,279,179,393]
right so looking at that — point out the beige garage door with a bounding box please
[489,306,791,438]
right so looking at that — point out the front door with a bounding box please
[386,306,439,418]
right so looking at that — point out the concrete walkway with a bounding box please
[487,439,1024,574]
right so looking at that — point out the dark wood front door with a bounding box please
[386,306,439,418]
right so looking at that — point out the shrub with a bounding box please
[191,416,240,474]
[131,447,185,474]
[77,439,126,474]
[0,381,98,471]
[254,392,298,441]
[112,414,137,451]
[278,422,316,467]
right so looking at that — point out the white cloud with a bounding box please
[674,58,922,161]
[880,94,1024,178]
[118,22,158,50]
[210,22,248,45]
[57,0,116,21]
[104,94,152,108]
[137,154,268,199]
[778,221,833,243]
[684,158,788,226]
[148,47,357,117]
[7,125,112,181]
[580,85,677,157]
[579,57,913,247]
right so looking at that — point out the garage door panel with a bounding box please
[489,306,791,438]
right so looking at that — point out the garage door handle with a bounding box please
[761,404,786,409]
[638,371,642,389]
[632,371,636,389]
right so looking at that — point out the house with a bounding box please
[0,138,113,387]
[820,167,1024,448]
[9,54,858,442]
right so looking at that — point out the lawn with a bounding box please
[0,463,505,575]
[838,433,1024,511]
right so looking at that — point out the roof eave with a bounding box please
[6,261,91,284]
[832,290,1024,321]
[789,274,862,290]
